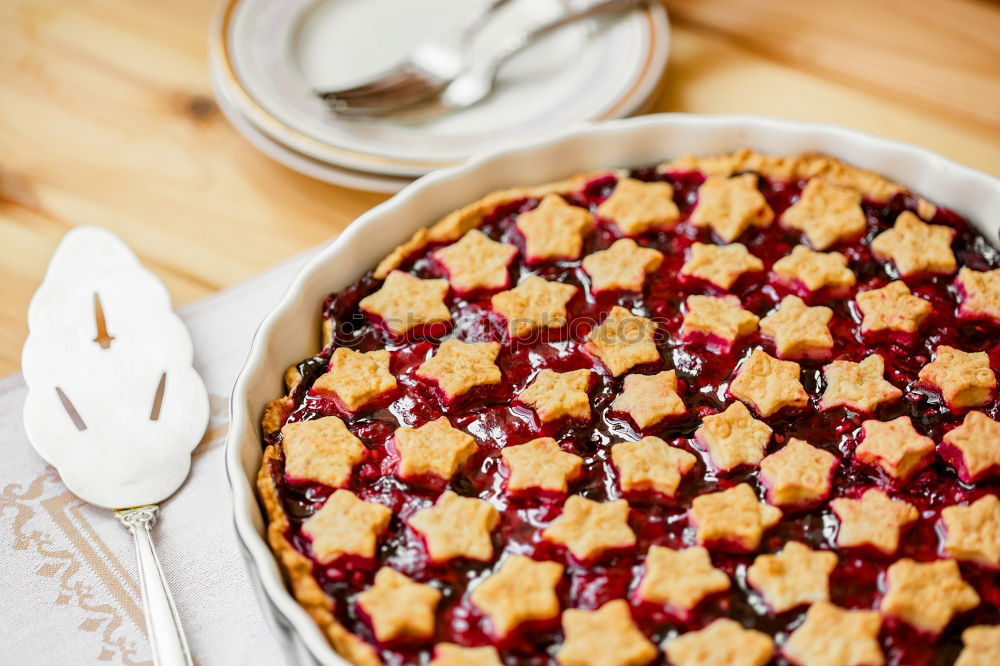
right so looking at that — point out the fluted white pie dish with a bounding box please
[225,114,1000,665]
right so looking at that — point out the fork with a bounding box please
[316,0,513,115]
[319,0,653,116]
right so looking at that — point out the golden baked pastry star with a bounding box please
[689,173,774,243]
[516,193,594,263]
[855,280,931,335]
[759,438,839,507]
[941,495,1000,568]
[856,416,934,483]
[829,488,918,555]
[581,238,663,293]
[597,177,680,236]
[729,349,809,417]
[781,178,867,250]
[681,294,759,350]
[408,490,499,563]
[820,354,902,414]
[517,368,592,424]
[359,270,451,336]
[543,495,636,561]
[313,347,397,412]
[356,567,441,643]
[433,229,518,294]
[880,558,980,635]
[301,490,392,564]
[665,618,774,666]
[941,411,1000,482]
[392,417,478,483]
[772,245,856,292]
[918,345,996,409]
[871,211,956,277]
[416,338,501,401]
[680,242,763,290]
[957,266,1000,323]
[610,371,686,429]
[556,600,656,666]
[611,436,697,498]
[470,555,564,637]
[491,275,578,338]
[746,541,837,613]
[281,415,365,489]
[583,306,661,376]
[759,295,834,360]
[500,437,583,495]
[636,545,730,613]
[694,401,772,473]
[689,483,782,552]
[783,602,883,666]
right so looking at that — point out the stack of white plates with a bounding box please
[209,0,670,192]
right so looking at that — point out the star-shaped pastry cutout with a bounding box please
[772,245,856,293]
[957,267,1000,323]
[543,496,636,561]
[941,411,1000,482]
[759,438,839,508]
[680,242,764,290]
[941,495,1000,568]
[433,229,518,294]
[429,644,503,666]
[855,280,931,335]
[956,625,1000,666]
[313,348,397,412]
[500,437,583,495]
[689,173,774,243]
[681,295,759,351]
[694,401,773,473]
[729,349,809,417]
[596,177,680,236]
[581,238,663,293]
[392,417,478,484]
[583,306,661,376]
[416,338,502,402]
[517,369,592,423]
[470,555,564,637]
[281,416,366,488]
[515,193,594,263]
[689,483,782,552]
[636,545,730,614]
[301,490,392,564]
[611,436,697,498]
[783,602,883,666]
[746,541,838,613]
[556,600,657,666]
[781,178,867,250]
[918,345,997,409]
[760,295,834,360]
[359,270,451,337]
[408,490,499,563]
[820,354,902,414]
[664,618,775,666]
[880,558,980,635]
[491,275,578,338]
[856,416,935,483]
[610,371,686,429]
[871,211,956,277]
[356,567,441,643]
[830,488,918,555]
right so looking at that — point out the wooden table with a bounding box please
[1,0,998,375]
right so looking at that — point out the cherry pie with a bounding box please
[258,150,1000,666]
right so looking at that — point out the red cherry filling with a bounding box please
[263,168,1000,665]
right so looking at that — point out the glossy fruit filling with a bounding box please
[263,167,1000,666]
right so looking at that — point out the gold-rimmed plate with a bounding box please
[209,0,669,178]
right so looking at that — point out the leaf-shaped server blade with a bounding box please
[21,226,209,509]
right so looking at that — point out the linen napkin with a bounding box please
[0,250,317,665]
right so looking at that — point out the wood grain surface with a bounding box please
[1,0,998,375]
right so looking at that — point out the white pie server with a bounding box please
[21,226,209,666]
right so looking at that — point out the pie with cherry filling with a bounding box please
[257,150,999,665]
